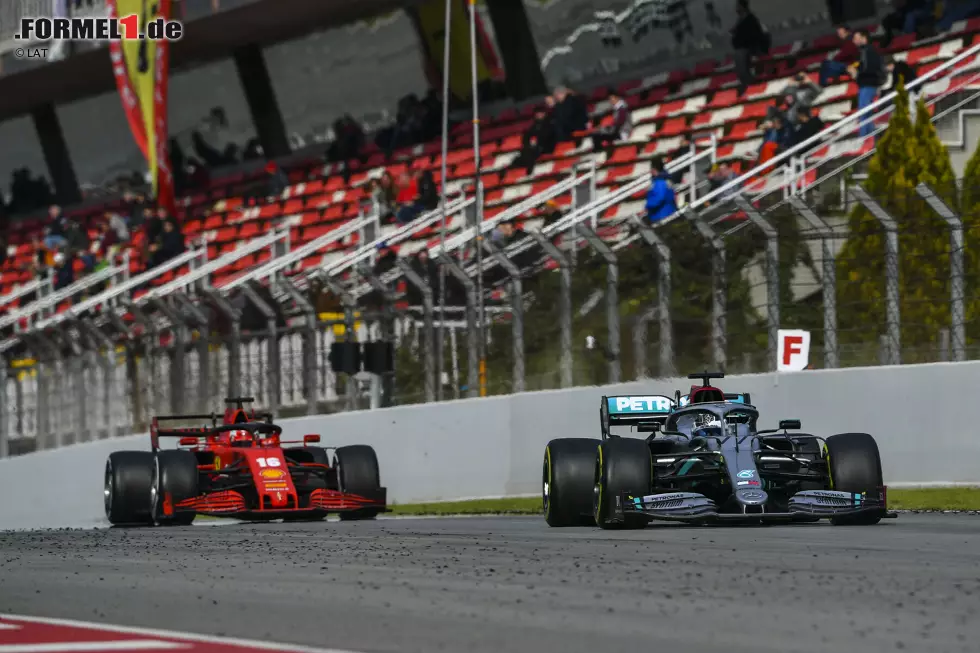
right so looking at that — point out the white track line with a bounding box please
[0,615,368,653]
[0,642,188,652]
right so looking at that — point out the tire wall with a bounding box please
[3,361,980,529]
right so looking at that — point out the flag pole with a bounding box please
[436,0,452,402]
[468,0,487,397]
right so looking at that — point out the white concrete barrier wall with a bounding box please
[2,361,980,530]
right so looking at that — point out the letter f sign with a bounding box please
[777,329,810,372]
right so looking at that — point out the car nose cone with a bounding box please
[735,488,768,506]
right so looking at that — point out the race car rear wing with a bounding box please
[600,394,675,439]
[150,414,220,451]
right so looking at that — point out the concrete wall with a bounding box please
[3,361,980,530]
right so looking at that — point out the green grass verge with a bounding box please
[390,489,980,515]
[195,489,980,521]
[884,487,980,511]
[388,497,541,516]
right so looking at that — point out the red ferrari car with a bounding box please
[104,398,386,526]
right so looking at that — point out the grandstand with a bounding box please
[3,0,980,454]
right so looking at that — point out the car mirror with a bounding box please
[304,434,321,444]
[178,437,198,446]
[779,419,801,430]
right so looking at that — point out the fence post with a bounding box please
[356,270,397,407]
[150,297,189,415]
[172,292,211,414]
[277,278,319,415]
[483,239,525,393]
[240,283,281,415]
[104,311,139,433]
[528,231,573,388]
[29,332,59,450]
[687,214,727,369]
[733,198,779,371]
[575,224,621,384]
[915,183,965,362]
[127,301,164,417]
[787,197,838,369]
[850,187,901,365]
[395,259,436,403]
[632,217,675,377]
[436,253,480,398]
[0,354,8,458]
[201,290,242,399]
[78,318,117,439]
[65,321,97,443]
[632,305,658,379]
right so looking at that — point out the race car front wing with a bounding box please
[618,489,898,524]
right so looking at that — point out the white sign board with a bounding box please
[777,329,810,372]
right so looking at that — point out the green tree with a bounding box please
[836,82,959,361]
[954,120,980,346]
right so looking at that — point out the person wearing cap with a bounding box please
[645,158,677,224]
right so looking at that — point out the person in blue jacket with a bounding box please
[645,158,678,223]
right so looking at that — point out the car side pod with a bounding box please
[787,489,898,519]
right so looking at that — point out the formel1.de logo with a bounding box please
[16,15,183,42]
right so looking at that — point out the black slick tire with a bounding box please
[334,445,382,521]
[543,438,600,527]
[105,451,155,526]
[283,447,330,522]
[153,450,199,526]
[594,438,652,530]
[825,432,884,526]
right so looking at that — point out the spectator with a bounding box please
[264,161,289,200]
[490,218,526,248]
[730,0,768,95]
[142,206,161,244]
[783,73,823,125]
[407,249,440,304]
[645,158,678,223]
[819,25,858,86]
[591,91,633,153]
[328,114,366,183]
[851,29,886,138]
[43,205,68,250]
[886,55,920,122]
[370,171,398,223]
[394,171,424,224]
[826,0,845,25]
[148,219,185,268]
[707,162,739,193]
[64,219,94,272]
[792,107,826,148]
[887,56,918,94]
[541,200,564,229]
[552,87,589,142]
[513,102,557,176]
[882,0,935,46]
[52,251,74,291]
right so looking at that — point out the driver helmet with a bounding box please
[230,429,253,447]
[692,413,721,438]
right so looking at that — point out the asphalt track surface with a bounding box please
[2,514,980,653]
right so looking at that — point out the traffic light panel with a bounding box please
[362,341,394,375]
[328,341,361,375]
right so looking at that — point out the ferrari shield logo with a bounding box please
[259,469,284,479]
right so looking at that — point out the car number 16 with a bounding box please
[255,457,281,468]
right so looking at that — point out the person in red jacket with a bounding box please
[819,25,859,86]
